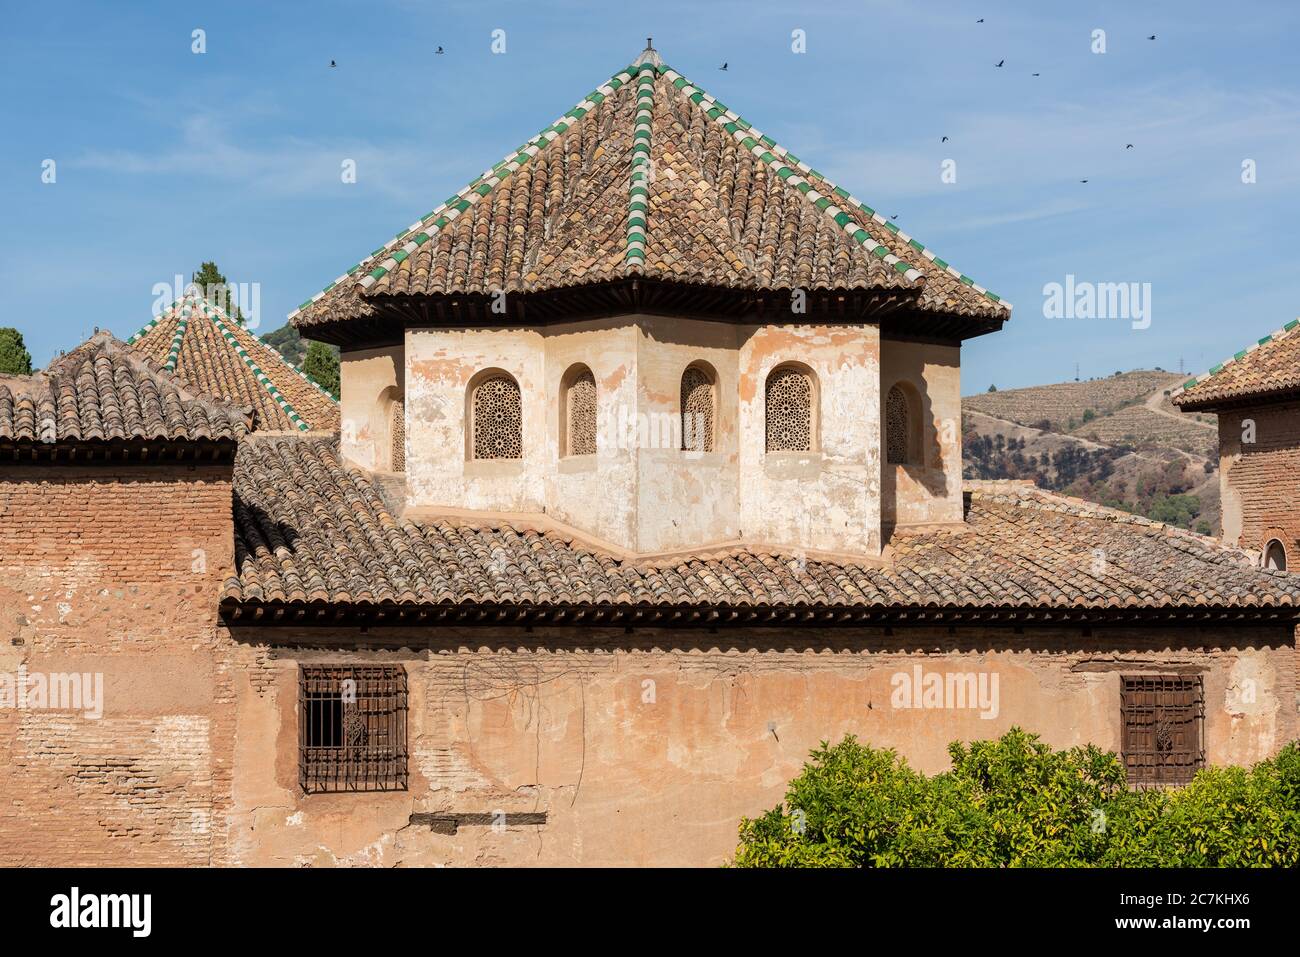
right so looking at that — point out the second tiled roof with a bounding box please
[227,436,1299,616]
[129,294,339,432]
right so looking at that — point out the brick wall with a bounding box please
[0,465,234,866]
[1218,399,1300,561]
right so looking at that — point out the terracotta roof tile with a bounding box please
[1172,318,1300,410]
[227,441,1300,617]
[0,332,249,445]
[290,48,1009,333]
[129,294,339,432]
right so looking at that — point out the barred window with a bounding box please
[765,365,814,452]
[471,373,522,460]
[390,397,405,472]
[1120,675,1205,786]
[300,665,408,793]
[681,364,715,452]
[563,365,597,456]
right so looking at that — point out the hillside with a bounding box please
[259,322,339,368]
[963,371,1221,534]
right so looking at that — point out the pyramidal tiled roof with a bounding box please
[291,44,1010,333]
[127,293,339,432]
[1172,317,1300,411]
[0,332,248,446]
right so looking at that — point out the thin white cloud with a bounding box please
[72,114,440,204]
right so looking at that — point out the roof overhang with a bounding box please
[0,437,240,467]
[220,597,1300,629]
[1174,386,1300,414]
[298,279,1006,350]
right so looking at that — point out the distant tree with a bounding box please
[987,384,998,392]
[1082,408,1095,423]
[303,340,340,397]
[191,261,245,324]
[0,327,34,375]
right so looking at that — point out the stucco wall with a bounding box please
[401,317,896,556]
[340,344,404,472]
[1217,400,1300,565]
[220,622,1298,868]
[737,323,882,555]
[881,339,964,528]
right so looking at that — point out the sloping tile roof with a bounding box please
[225,437,1300,618]
[0,332,249,445]
[1172,318,1300,411]
[128,293,339,432]
[290,45,1010,333]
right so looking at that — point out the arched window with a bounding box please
[470,372,522,460]
[562,365,597,456]
[886,383,922,465]
[680,363,716,452]
[1265,540,1287,571]
[390,396,405,472]
[765,364,814,452]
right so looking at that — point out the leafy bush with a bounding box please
[732,729,1300,868]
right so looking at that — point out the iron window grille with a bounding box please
[1120,674,1205,786]
[299,665,409,793]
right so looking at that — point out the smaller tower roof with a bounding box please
[128,293,339,432]
[1172,317,1300,411]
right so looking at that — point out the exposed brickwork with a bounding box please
[0,465,234,866]
[1217,400,1300,560]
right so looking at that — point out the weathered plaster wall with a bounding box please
[402,317,890,556]
[633,316,740,553]
[737,324,882,555]
[1216,400,1300,562]
[405,326,548,515]
[221,623,1298,868]
[0,466,235,866]
[542,320,640,547]
[881,339,963,529]
[340,345,404,472]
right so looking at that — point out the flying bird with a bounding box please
[941,136,949,143]
[1125,143,1134,149]
[720,62,728,71]
[890,214,899,220]
[995,59,1005,68]
[1147,35,1156,40]
[1080,179,1089,183]
[977,18,985,23]
[330,60,336,67]
[435,46,444,54]
[1032,72,1040,76]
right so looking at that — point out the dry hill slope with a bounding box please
[963,371,1220,534]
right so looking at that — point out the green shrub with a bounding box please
[732,730,1300,868]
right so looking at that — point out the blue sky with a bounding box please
[3,0,1298,392]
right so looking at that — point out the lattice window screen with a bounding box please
[680,366,715,452]
[472,375,523,460]
[765,367,812,452]
[391,398,405,472]
[566,369,598,456]
[886,385,910,464]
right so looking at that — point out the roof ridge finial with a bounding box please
[633,37,662,69]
